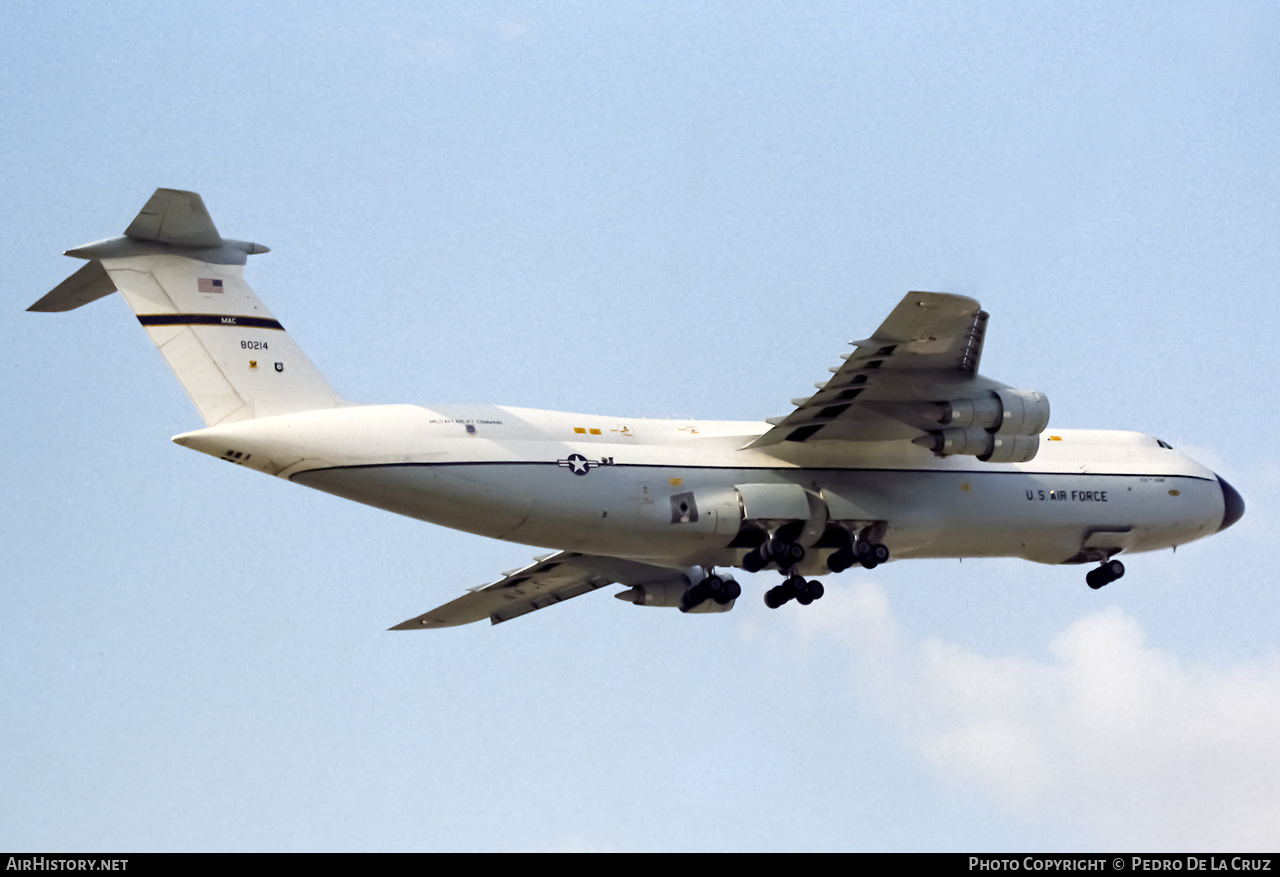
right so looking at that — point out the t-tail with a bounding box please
[29,188,344,425]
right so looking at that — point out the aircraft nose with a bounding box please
[1217,476,1245,532]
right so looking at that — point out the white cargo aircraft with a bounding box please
[31,189,1244,629]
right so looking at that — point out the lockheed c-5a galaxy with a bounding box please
[30,189,1244,629]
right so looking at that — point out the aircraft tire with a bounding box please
[785,542,805,568]
[764,538,789,563]
[766,539,805,570]
[680,582,709,611]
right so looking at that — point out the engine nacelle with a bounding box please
[941,388,1050,437]
[941,394,1003,430]
[991,388,1050,436]
[914,422,1041,463]
[615,580,689,607]
[932,426,994,458]
[981,433,1040,463]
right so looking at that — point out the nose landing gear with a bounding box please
[1086,559,1125,589]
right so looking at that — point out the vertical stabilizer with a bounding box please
[29,189,345,426]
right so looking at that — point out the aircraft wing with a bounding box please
[391,552,690,629]
[747,291,1048,459]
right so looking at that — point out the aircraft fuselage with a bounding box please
[173,403,1229,575]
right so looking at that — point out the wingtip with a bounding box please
[389,615,454,630]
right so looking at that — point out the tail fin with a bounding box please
[29,188,344,425]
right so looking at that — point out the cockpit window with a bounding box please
[1156,439,1174,449]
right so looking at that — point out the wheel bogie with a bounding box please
[763,574,826,609]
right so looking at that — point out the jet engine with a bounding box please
[941,388,1050,436]
[915,388,1049,463]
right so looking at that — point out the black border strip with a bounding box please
[137,313,285,330]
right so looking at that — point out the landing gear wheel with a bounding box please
[786,542,806,568]
[793,573,824,601]
[680,581,709,611]
[765,539,804,570]
[764,586,789,609]
[1086,559,1126,590]
[763,576,825,608]
[764,538,789,564]
[789,575,814,606]
[713,578,741,605]
[854,540,889,569]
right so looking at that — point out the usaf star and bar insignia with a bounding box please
[557,453,616,476]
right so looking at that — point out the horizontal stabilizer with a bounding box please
[27,260,117,312]
[125,188,224,248]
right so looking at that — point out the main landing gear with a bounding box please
[764,575,825,609]
[1086,559,1125,590]
[679,573,742,612]
[741,536,805,573]
[739,524,891,610]
[826,536,890,572]
[734,533,829,610]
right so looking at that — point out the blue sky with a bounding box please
[4,1,1277,851]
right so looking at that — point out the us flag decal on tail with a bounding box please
[197,278,223,293]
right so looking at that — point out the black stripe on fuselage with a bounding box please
[137,314,285,330]
[288,460,1217,483]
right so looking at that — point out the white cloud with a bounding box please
[813,584,1280,850]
